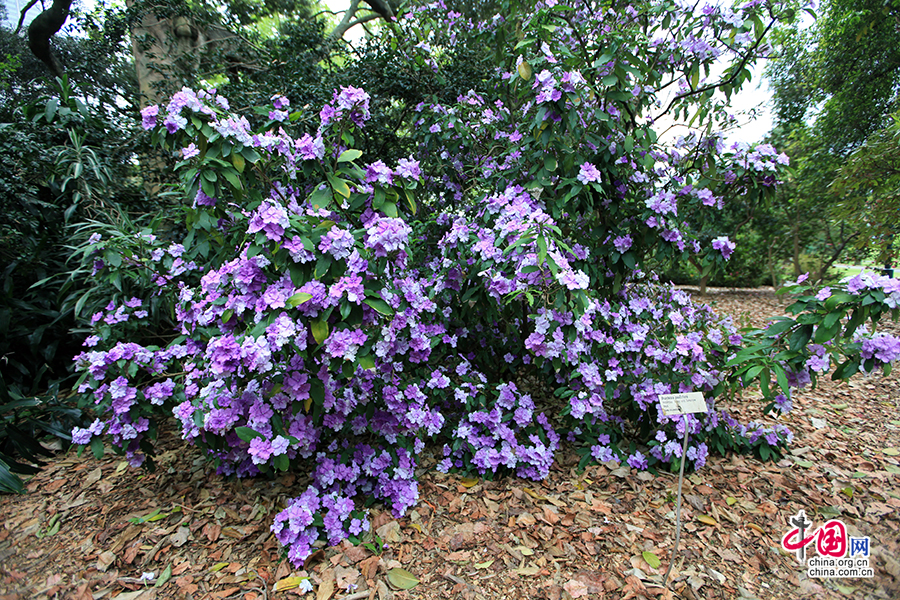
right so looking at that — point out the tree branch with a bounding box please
[326,0,364,43]
[14,0,40,33]
[25,0,74,78]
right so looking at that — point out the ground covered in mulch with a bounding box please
[2,288,899,600]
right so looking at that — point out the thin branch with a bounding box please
[656,19,776,122]
[15,0,41,33]
[350,13,380,31]
[325,0,363,43]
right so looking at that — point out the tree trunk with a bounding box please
[129,6,209,107]
[767,244,779,289]
[128,5,214,195]
[792,205,801,277]
[688,256,708,296]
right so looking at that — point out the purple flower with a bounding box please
[334,86,371,126]
[366,217,411,256]
[249,437,274,465]
[627,451,648,470]
[248,200,290,242]
[206,335,242,375]
[164,114,187,134]
[272,95,290,110]
[861,333,900,365]
[558,270,589,290]
[613,235,632,253]
[141,105,159,130]
[324,329,368,361]
[805,354,829,373]
[577,162,602,184]
[271,435,291,456]
[711,236,735,260]
[319,227,355,260]
[696,188,717,206]
[181,144,200,159]
[365,161,394,185]
[396,158,421,180]
[295,134,325,161]
[774,394,792,414]
[195,190,216,206]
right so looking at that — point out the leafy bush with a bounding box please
[68,0,900,567]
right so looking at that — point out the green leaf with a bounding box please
[155,564,172,587]
[231,152,245,173]
[537,235,547,266]
[825,292,852,310]
[364,298,394,316]
[309,185,332,211]
[773,364,790,395]
[241,147,261,163]
[235,427,264,442]
[328,174,351,198]
[130,508,163,524]
[221,168,243,190]
[788,324,813,352]
[274,454,289,472]
[752,365,767,396]
[0,458,25,494]
[517,61,533,81]
[90,437,104,459]
[46,514,60,536]
[287,292,313,307]
[766,318,795,336]
[403,189,418,215]
[311,318,329,345]
[338,149,363,163]
[642,551,661,569]
[742,364,764,385]
[45,98,59,122]
[387,567,419,590]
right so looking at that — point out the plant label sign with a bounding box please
[658,392,708,416]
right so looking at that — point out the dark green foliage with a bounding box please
[758,0,900,272]
[1,15,152,488]
[661,233,771,289]
[0,380,84,493]
[768,0,900,153]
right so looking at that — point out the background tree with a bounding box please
[764,0,900,266]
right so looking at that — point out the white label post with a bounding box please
[657,392,708,588]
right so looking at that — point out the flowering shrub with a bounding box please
[70,0,900,567]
